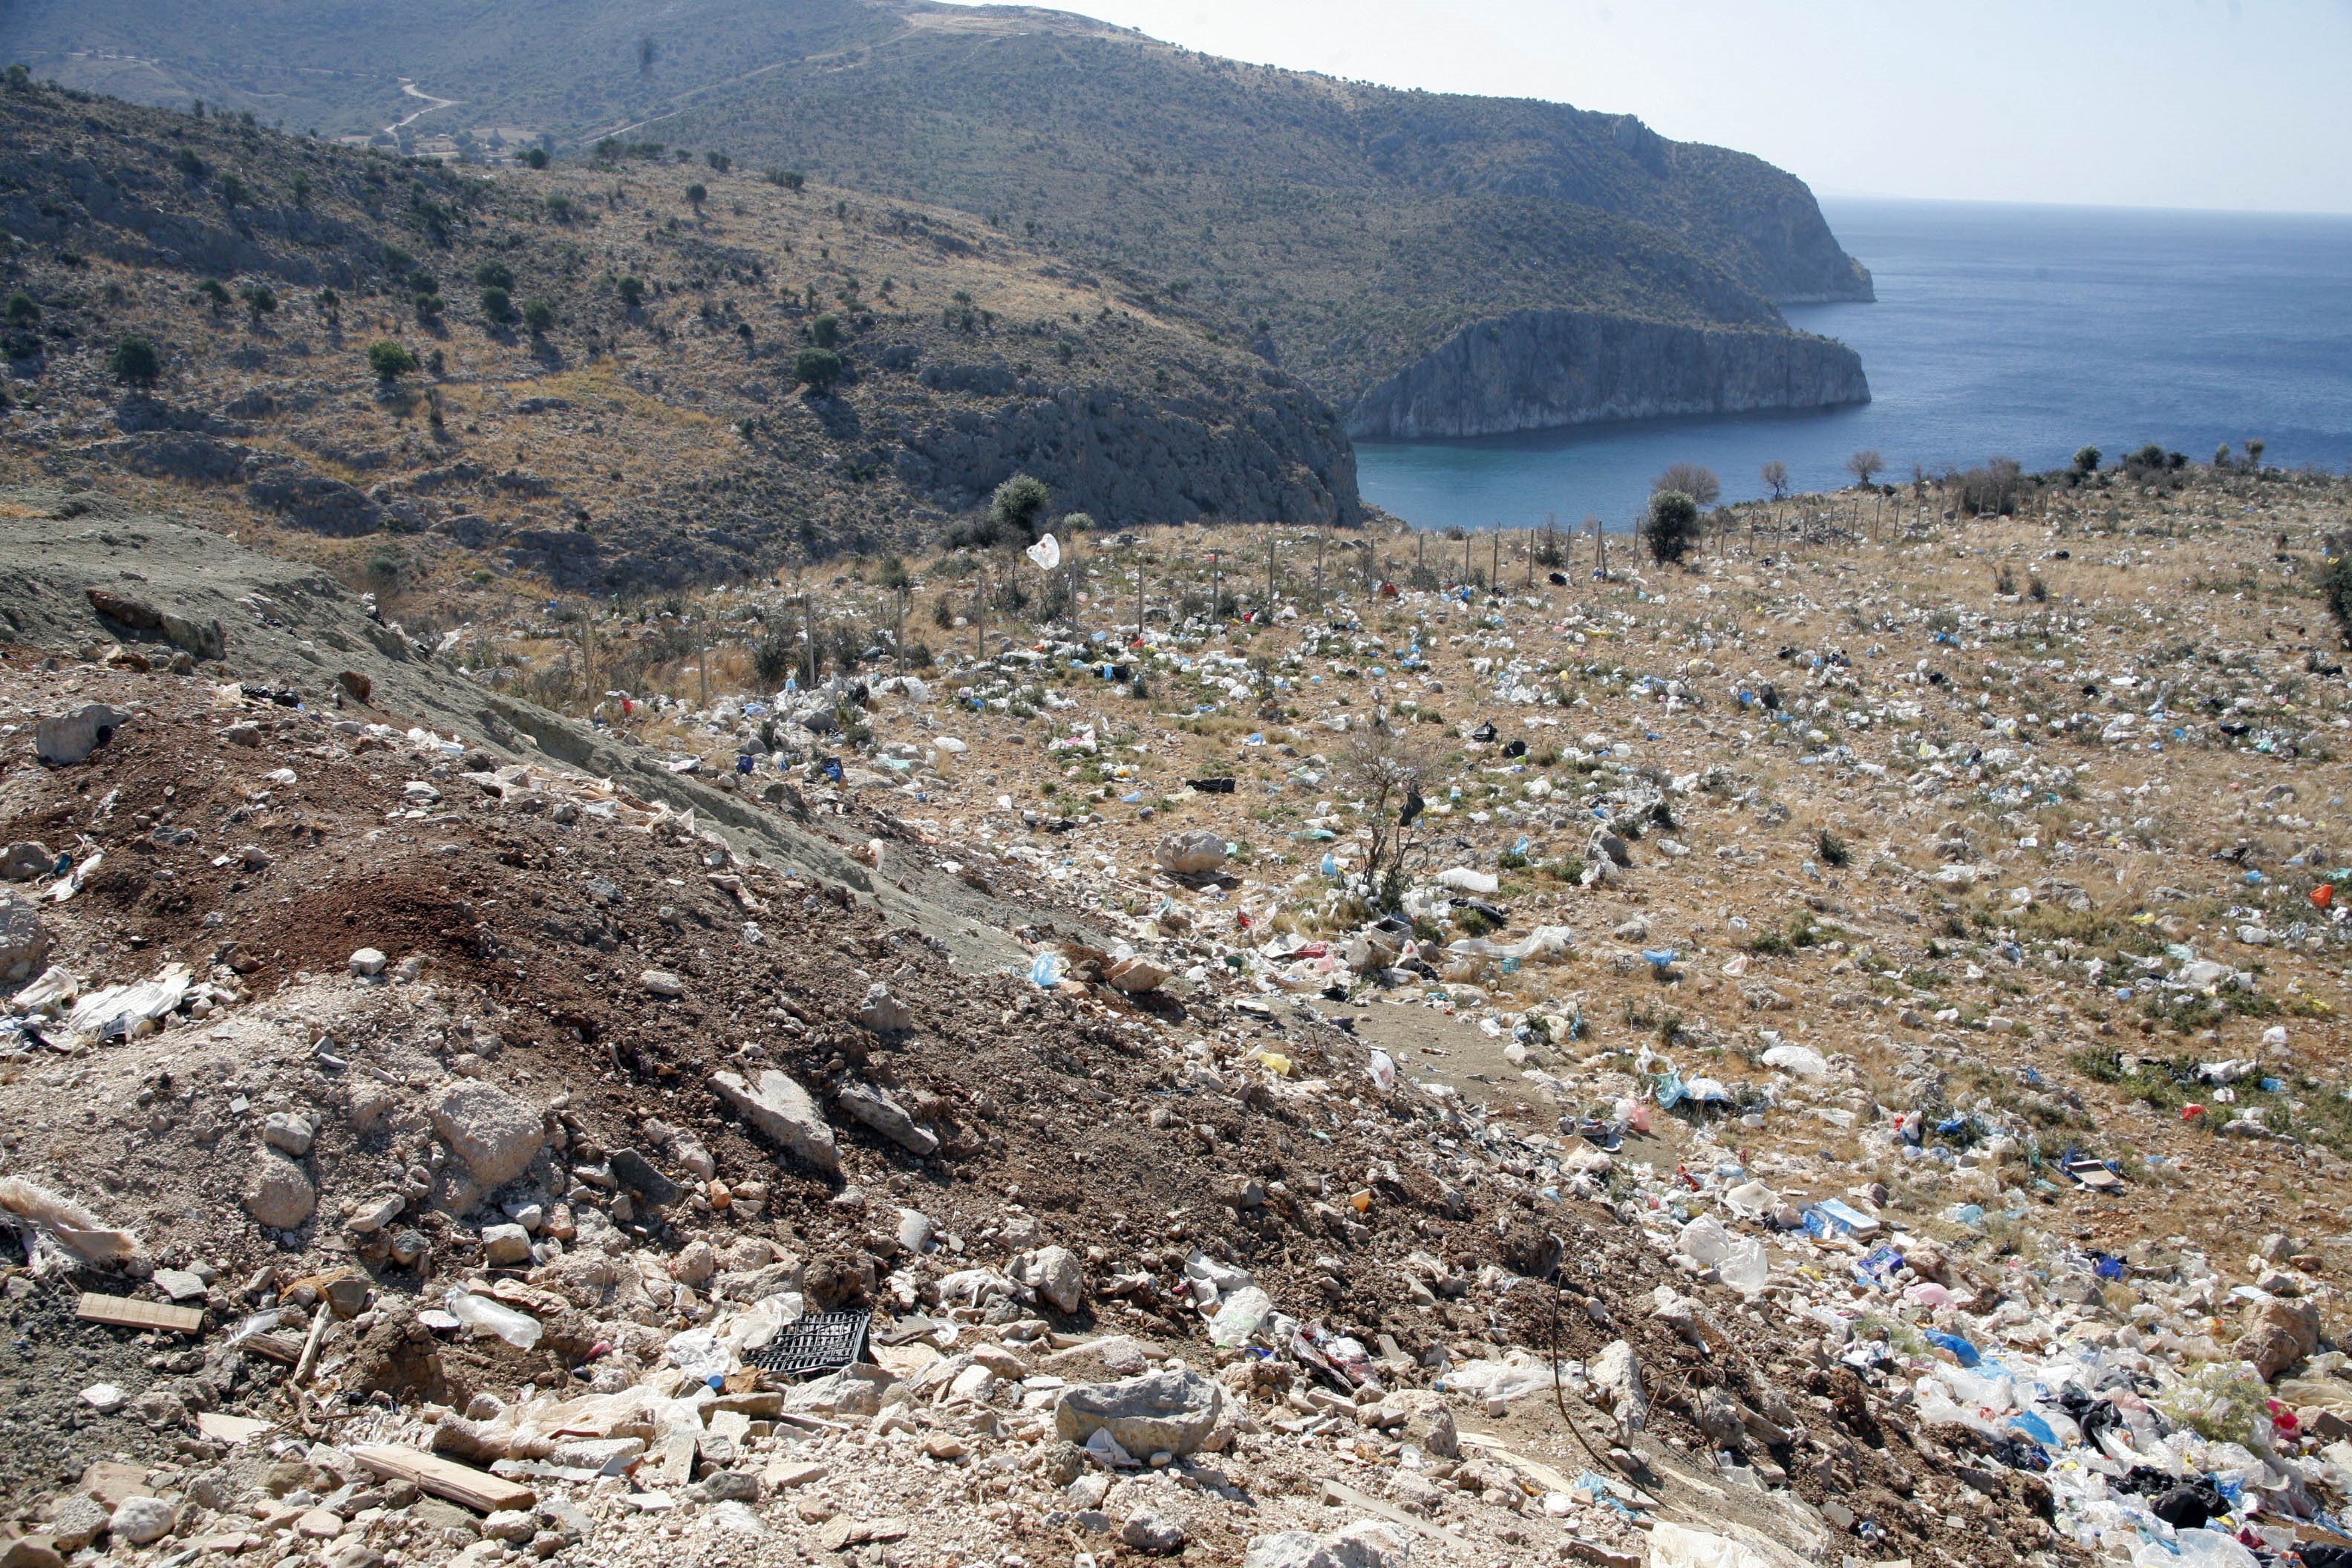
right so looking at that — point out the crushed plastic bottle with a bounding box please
[445,1287,542,1350]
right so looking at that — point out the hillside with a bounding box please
[0,79,1359,599]
[5,0,1875,434]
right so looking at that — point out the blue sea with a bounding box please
[1353,198,2352,532]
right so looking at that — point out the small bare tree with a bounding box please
[1760,460,1789,501]
[1845,448,1885,488]
[1653,461,1721,506]
[1334,725,1430,915]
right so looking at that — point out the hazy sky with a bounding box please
[942,0,2352,215]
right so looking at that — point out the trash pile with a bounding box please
[4,477,2352,1568]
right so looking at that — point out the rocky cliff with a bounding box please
[1345,311,1870,441]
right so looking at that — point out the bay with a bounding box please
[1353,197,2352,532]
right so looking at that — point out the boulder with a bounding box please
[246,1151,317,1229]
[262,1112,316,1157]
[1013,1245,1085,1313]
[1105,956,1172,993]
[47,1493,109,1552]
[608,1148,684,1209]
[35,705,128,766]
[1155,830,1229,876]
[158,612,226,663]
[784,1365,898,1418]
[428,1079,544,1189]
[1054,1368,1225,1458]
[2237,1296,2322,1381]
[1244,1523,1411,1568]
[0,894,52,984]
[710,1069,839,1172]
[481,1224,532,1267]
[1588,1339,1649,1433]
[835,1082,938,1156]
[108,1498,174,1548]
[854,983,913,1033]
[0,842,53,881]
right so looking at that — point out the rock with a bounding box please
[896,1209,934,1253]
[1322,1521,1412,1568]
[345,1193,405,1235]
[1588,1339,1648,1433]
[108,1497,174,1547]
[246,1151,317,1229]
[2238,1296,2322,1380]
[428,1079,545,1189]
[701,1470,760,1503]
[1013,1244,1085,1313]
[263,1112,316,1156]
[1155,829,1229,875]
[158,610,226,662]
[1121,1509,1186,1552]
[48,1494,109,1552]
[608,1148,684,1208]
[0,892,53,984]
[1039,1335,1153,1383]
[348,947,387,977]
[1381,1388,1458,1458]
[1244,1533,1330,1568]
[854,983,912,1033]
[1,1538,66,1568]
[35,704,128,766]
[1054,1368,1225,1458]
[480,1511,535,1544]
[481,1224,532,1267]
[709,1069,839,1173]
[784,1365,898,1418]
[338,670,373,703]
[0,841,53,881]
[1105,956,1172,993]
[640,969,685,999]
[835,1082,939,1156]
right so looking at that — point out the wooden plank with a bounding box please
[349,1446,535,1515]
[196,1411,275,1444]
[76,1293,203,1335]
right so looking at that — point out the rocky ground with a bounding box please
[0,462,2345,1568]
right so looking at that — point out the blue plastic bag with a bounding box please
[1924,1330,1981,1368]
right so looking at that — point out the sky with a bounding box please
[939,0,2352,215]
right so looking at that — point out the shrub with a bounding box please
[478,286,514,323]
[366,339,419,382]
[2072,445,2101,473]
[990,474,1052,543]
[520,147,549,169]
[765,168,806,190]
[107,335,162,388]
[522,298,554,336]
[239,284,276,322]
[194,278,230,313]
[1817,829,1849,867]
[173,146,208,179]
[474,259,514,290]
[705,151,730,172]
[685,181,707,208]
[615,275,645,308]
[1956,457,2026,516]
[1642,489,1700,566]
[810,313,843,348]
[2325,532,2352,649]
[3,291,34,325]
[545,192,572,220]
[412,290,443,321]
[793,347,843,389]
[752,632,797,685]
[314,287,341,326]
[1844,449,1884,487]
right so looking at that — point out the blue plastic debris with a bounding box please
[1924,1330,1982,1368]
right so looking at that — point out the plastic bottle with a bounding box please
[445,1288,542,1350]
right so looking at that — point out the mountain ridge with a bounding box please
[6,0,1875,439]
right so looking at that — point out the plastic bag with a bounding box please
[1366,1049,1397,1092]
